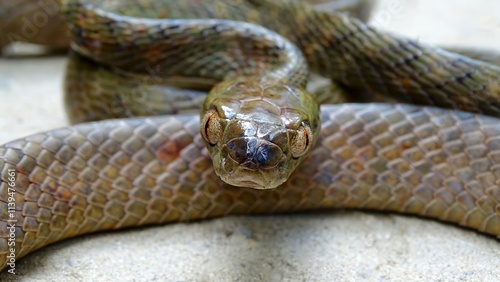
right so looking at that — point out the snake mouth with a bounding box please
[221,161,295,188]
[217,164,283,189]
[221,171,270,189]
[228,181,270,189]
[224,137,284,170]
[240,180,263,188]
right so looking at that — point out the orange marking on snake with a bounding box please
[156,140,189,163]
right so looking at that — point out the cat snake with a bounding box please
[0,0,500,273]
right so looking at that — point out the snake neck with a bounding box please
[62,0,310,89]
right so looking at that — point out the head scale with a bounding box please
[200,79,320,189]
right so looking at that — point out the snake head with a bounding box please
[200,79,320,189]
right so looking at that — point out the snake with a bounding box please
[0,0,500,273]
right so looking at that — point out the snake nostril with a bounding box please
[227,138,283,168]
[255,145,270,165]
[228,139,248,164]
[223,157,234,173]
[254,143,281,168]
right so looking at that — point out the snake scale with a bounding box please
[1,0,500,273]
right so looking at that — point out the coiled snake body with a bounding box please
[0,0,500,273]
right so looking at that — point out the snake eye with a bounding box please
[291,123,313,158]
[201,109,222,145]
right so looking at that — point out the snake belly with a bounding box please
[1,0,500,272]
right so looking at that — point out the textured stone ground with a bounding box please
[0,0,499,281]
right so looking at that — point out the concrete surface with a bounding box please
[1,0,500,281]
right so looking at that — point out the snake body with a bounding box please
[1,0,500,272]
[0,0,68,52]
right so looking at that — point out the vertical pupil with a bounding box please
[204,118,210,137]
